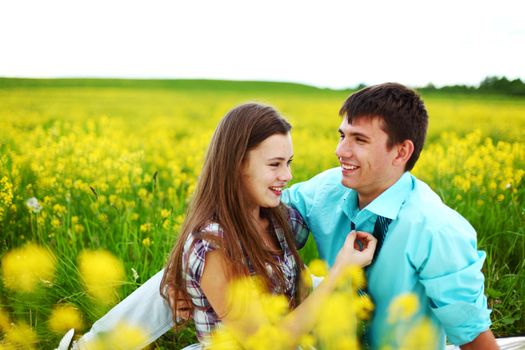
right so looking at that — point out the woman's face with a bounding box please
[241,133,293,211]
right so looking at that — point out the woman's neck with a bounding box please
[249,208,280,253]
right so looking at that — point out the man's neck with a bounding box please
[357,173,405,210]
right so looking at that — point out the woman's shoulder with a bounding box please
[183,222,225,252]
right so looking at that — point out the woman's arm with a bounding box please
[200,231,376,344]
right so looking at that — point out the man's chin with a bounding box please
[340,178,358,190]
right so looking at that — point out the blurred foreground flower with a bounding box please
[0,307,10,331]
[388,293,420,323]
[48,304,84,335]
[79,322,148,350]
[209,277,292,350]
[399,318,438,350]
[308,259,329,277]
[78,249,125,305]
[25,196,43,213]
[3,322,38,349]
[1,243,56,292]
[209,266,372,350]
[381,293,438,350]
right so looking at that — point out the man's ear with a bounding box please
[393,140,414,166]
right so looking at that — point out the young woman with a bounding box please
[159,102,377,348]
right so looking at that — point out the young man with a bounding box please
[66,83,496,350]
[283,83,496,349]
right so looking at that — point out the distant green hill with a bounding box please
[2,76,524,97]
[0,77,347,95]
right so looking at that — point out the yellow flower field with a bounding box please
[0,79,524,348]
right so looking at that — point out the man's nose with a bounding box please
[336,139,352,159]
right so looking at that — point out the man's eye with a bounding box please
[269,163,279,167]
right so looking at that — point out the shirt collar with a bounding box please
[364,172,413,220]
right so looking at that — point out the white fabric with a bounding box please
[446,337,525,349]
[75,269,173,349]
[55,328,74,350]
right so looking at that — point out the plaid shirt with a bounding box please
[182,205,309,343]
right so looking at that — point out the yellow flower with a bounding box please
[308,259,329,277]
[399,318,438,350]
[142,237,152,247]
[53,203,67,216]
[51,217,61,228]
[78,249,125,305]
[160,208,170,218]
[333,336,359,350]
[74,224,85,234]
[301,268,313,289]
[0,307,10,331]
[0,176,14,221]
[104,322,149,349]
[298,334,316,348]
[337,265,366,290]
[3,322,38,349]
[259,294,289,323]
[209,327,242,350]
[81,322,149,350]
[355,294,374,320]
[48,304,83,334]
[80,337,105,350]
[1,243,56,292]
[387,293,420,323]
[140,222,152,233]
[244,323,292,350]
[226,277,267,322]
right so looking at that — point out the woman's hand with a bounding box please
[333,231,377,269]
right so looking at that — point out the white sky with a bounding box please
[1,0,524,89]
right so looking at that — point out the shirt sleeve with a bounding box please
[184,232,219,286]
[284,205,310,249]
[282,170,329,227]
[412,220,492,345]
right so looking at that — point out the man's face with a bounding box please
[335,117,402,208]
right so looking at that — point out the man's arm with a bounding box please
[411,219,493,347]
[460,330,499,350]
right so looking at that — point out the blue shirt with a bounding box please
[282,168,492,349]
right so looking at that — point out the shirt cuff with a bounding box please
[431,301,492,345]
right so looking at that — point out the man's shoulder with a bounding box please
[310,167,342,182]
[290,167,347,194]
[403,176,475,233]
[309,167,350,189]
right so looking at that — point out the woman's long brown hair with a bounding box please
[160,103,306,323]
